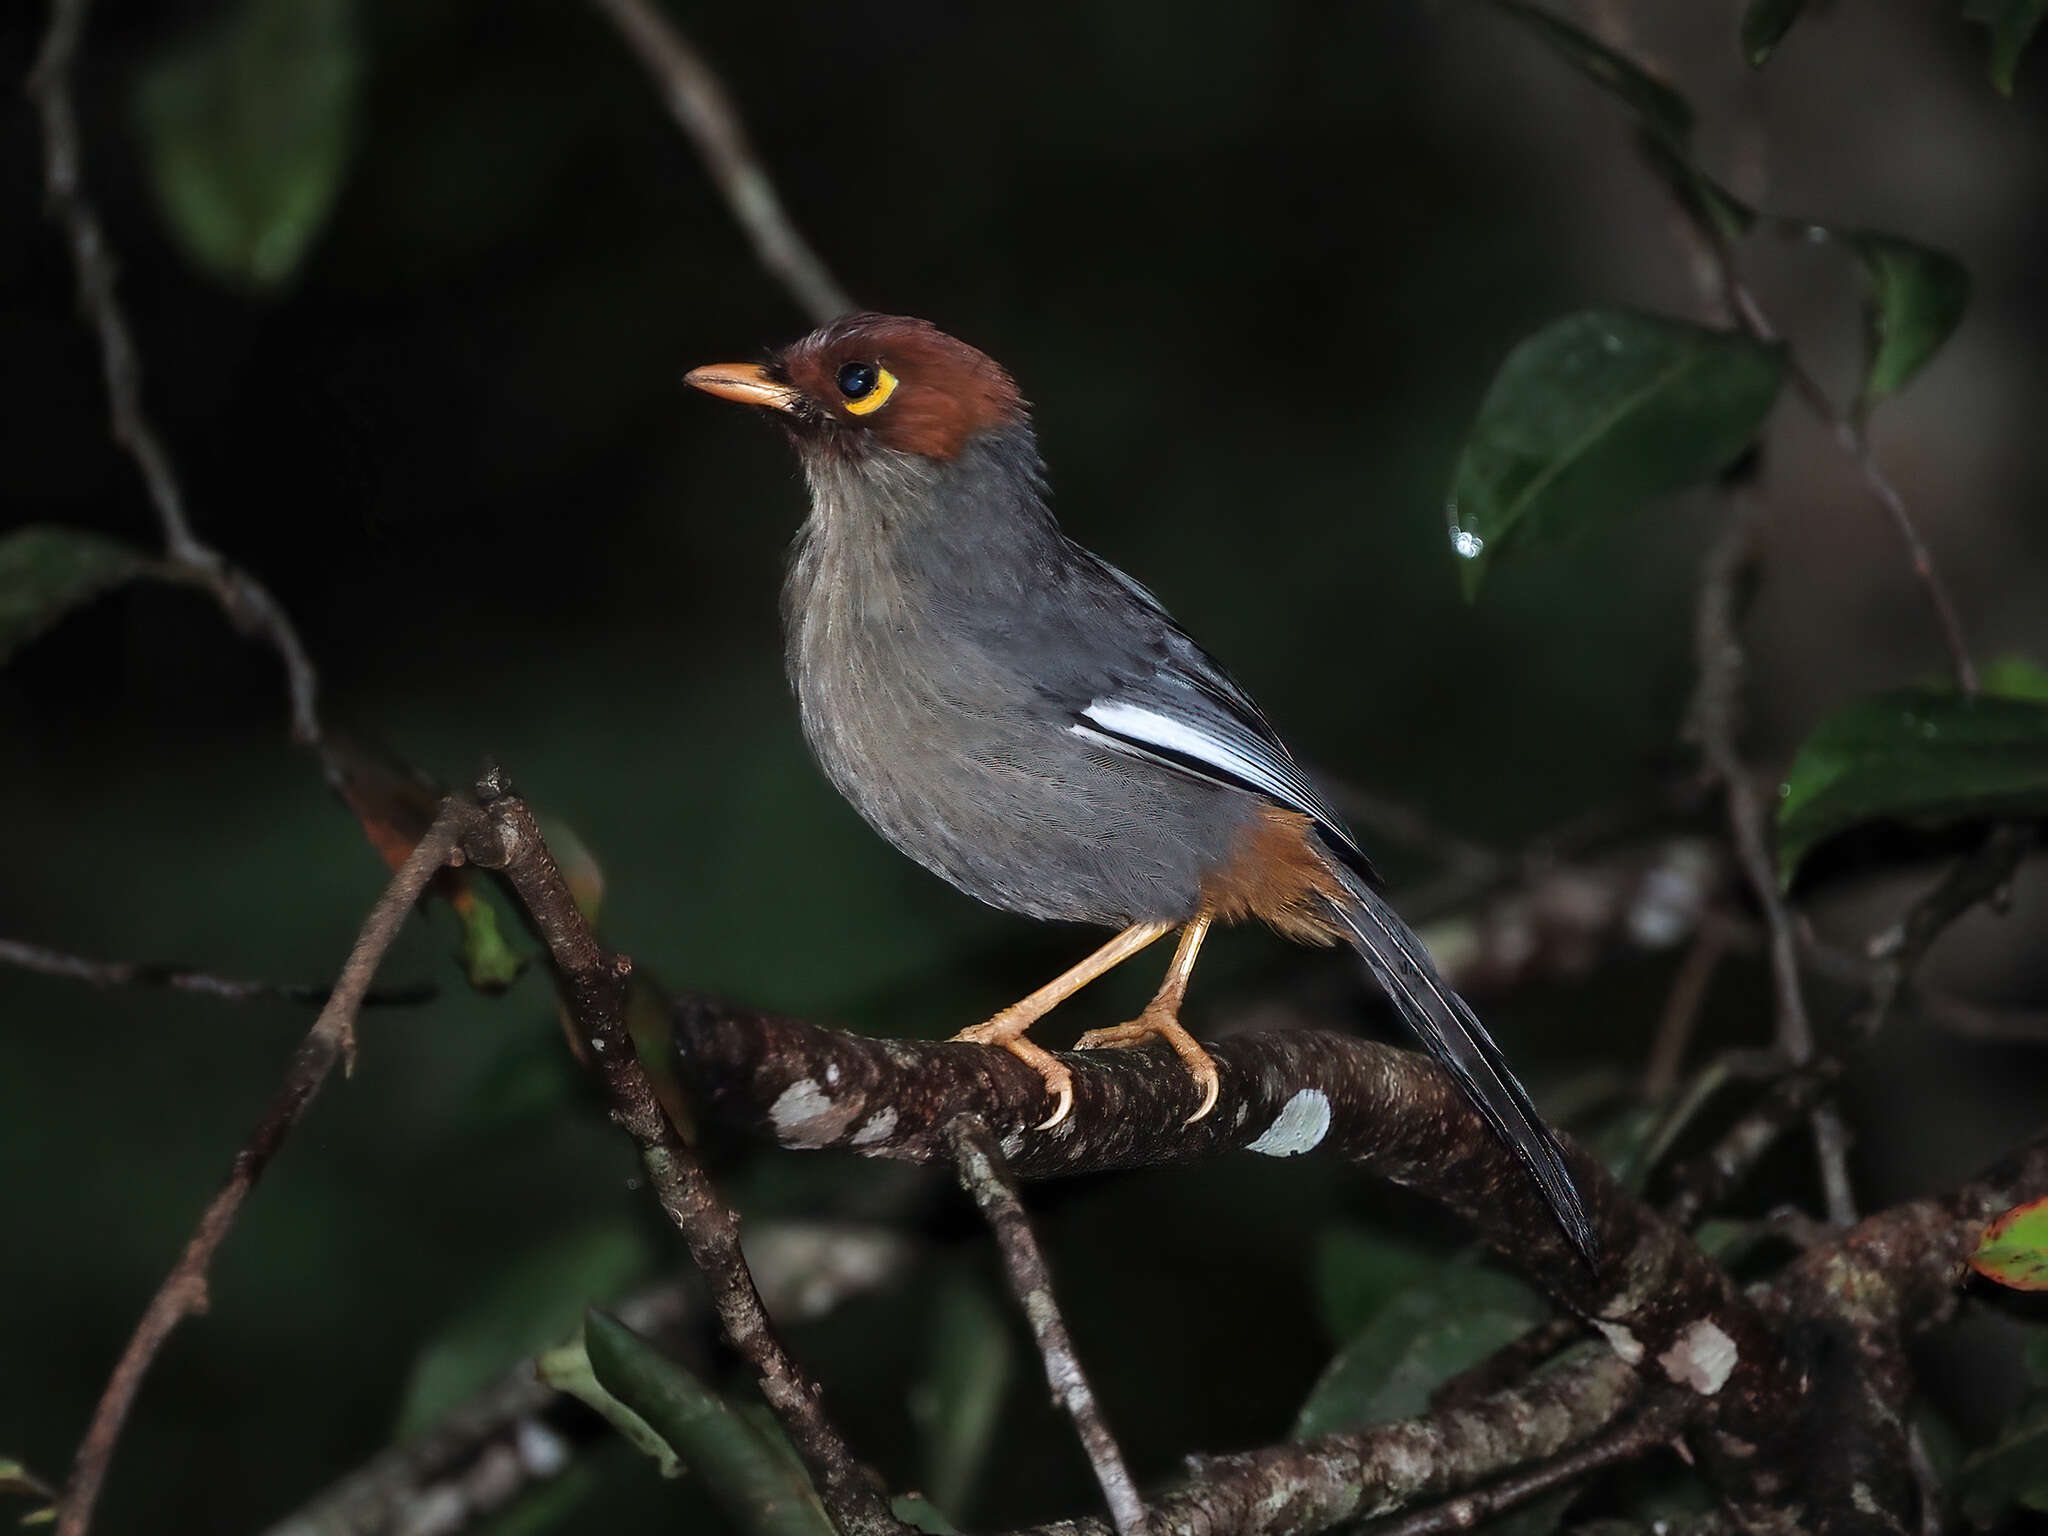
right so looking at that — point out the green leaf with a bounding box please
[451,884,528,994]
[1447,310,1785,596]
[582,1309,838,1536]
[1294,1264,1546,1438]
[0,526,148,668]
[1846,233,1971,405]
[536,1332,682,1478]
[911,1273,1015,1519]
[1741,0,1809,66]
[1959,1399,2048,1523]
[1775,687,2048,884]
[133,0,360,287]
[1970,1195,2048,1291]
[1981,655,2048,701]
[396,1222,649,1437]
[1964,0,2048,95]
[1312,1227,1440,1342]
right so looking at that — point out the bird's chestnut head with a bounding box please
[686,313,1026,461]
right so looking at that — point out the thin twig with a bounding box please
[27,0,323,745]
[586,0,853,324]
[0,937,435,1008]
[1366,1390,1690,1536]
[1683,507,1855,1222]
[56,807,463,1536]
[1641,926,1729,1103]
[456,773,900,1536]
[947,1118,1146,1536]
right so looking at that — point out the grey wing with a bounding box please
[1052,550,1381,885]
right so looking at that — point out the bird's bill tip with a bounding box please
[684,362,801,412]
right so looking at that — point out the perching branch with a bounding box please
[55,807,465,1536]
[948,1119,1146,1536]
[586,0,853,324]
[28,0,324,746]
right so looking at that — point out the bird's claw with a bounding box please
[952,1015,1074,1131]
[1075,1009,1220,1124]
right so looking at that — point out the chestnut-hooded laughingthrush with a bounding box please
[687,313,1595,1263]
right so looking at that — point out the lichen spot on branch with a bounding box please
[769,1078,858,1148]
[1658,1318,1738,1394]
[1247,1088,1332,1157]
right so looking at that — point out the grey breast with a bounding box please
[781,429,1251,927]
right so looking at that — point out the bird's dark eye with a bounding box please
[834,360,899,416]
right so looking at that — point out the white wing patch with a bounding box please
[1073,700,1358,856]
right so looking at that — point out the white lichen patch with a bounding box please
[1658,1319,1738,1394]
[1246,1088,1331,1157]
[848,1107,897,1147]
[767,1078,861,1148]
[1593,1319,1645,1365]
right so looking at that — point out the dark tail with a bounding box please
[1326,862,1599,1266]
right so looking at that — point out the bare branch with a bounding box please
[454,773,901,1536]
[948,1119,1145,1536]
[28,0,324,746]
[56,806,464,1536]
[0,936,435,1009]
[587,0,853,324]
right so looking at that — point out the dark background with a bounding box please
[4,2,2046,1531]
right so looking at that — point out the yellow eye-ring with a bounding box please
[837,360,898,415]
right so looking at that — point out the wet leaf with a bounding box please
[1294,1264,1545,1438]
[0,526,148,668]
[582,1309,838,1536]
[1963,0,2048,95]
[1447,310,1785,596]
[1742,0,1809,66]
[396,1222,649,1437]
[134,0,360,287]
[911,1272,1015,1518]
[1847,233,1971,405]
[1970,1196,2048,1291]
[1776,687,2048,885]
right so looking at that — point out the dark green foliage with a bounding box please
[1447,311,1784,596]
[1741,0,1811,67]
[0,526,146,667]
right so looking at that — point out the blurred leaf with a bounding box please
[1742,0,1809,65]
[1312,1226,1443,1342]
[1776,688,2048,885]
[911,1272,1015,1518]
[133,0,360,287]
[1847,233,1971,405]
[583,1309,838,1536]
[1,1458,55,1521]
[0,526,148,668]
[1489,3,1690,137]
[536,1331,681,1478]
[1294,1264,1545,1438]
[1585,1102,1664,1192]
[1970,1196,2048,1290]
[892,1493,963,1534]
[1447,310,1785,596]
[1489,3,1751,239]
[396,1222,649,1437]
[1958,1398,2048,1523]
[472,1462,602,1536]
[1963,0,2048,94]
[537,816,606,926]
[450,883,527,993]
[1982,655,2048,701]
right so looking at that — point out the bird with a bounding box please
[686,313,1596,1262]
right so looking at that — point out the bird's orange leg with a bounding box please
[1075,911,1219,1123]
[953,921,1175,1130]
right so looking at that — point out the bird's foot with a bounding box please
[1075,1007,1220,1123]
[952,1010,1075,1131]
